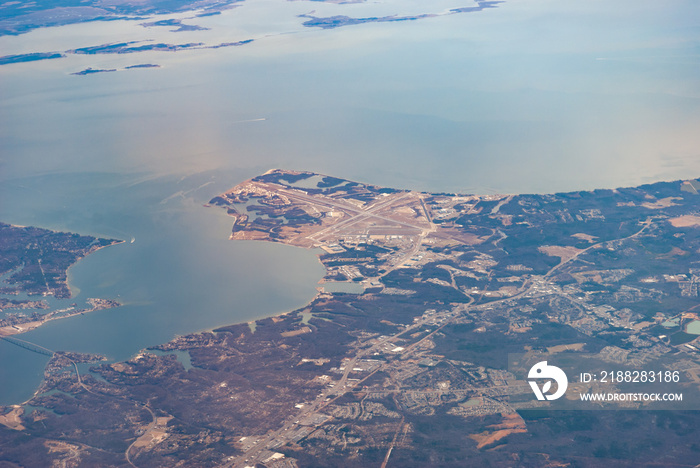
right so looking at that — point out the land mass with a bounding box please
[0,223,122,335]
[0,0,243,36]
[0,0,501,36]
[0,223,121,299]
[71,64,162,76]
[300,0,501,29]
[0,52,64,65]
[140,18,210,32]
[2,172,700,467]
[71,67,117,75]
[0,40,254,68]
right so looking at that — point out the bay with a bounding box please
[0,172,326,404]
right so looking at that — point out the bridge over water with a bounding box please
[0,336,54,357]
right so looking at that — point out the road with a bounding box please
[225,194,659,467]
[125,403,157,468]
[228,308,451,467]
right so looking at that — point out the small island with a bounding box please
[125,63,160,69]
[0,52,64,65]
[70,67,117,75]
[140,18,210,32]
[299,0,502,29]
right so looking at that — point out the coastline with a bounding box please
[4,171,700,466]
[65,238,126,297]
[0,297,121,337]
[0,228,125,337]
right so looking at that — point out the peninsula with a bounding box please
[0,223,122,336]
[2,172,700,467]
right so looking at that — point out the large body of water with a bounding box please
[0,171,326,403]
[0,0,698,404]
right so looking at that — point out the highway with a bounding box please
[227,306,452,467]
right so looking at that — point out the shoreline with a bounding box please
[0,230,125,337]
[0,298,122,337]
[178,169,700,347]
[65,238,125,297]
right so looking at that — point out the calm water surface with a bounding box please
[0,172,325,403]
